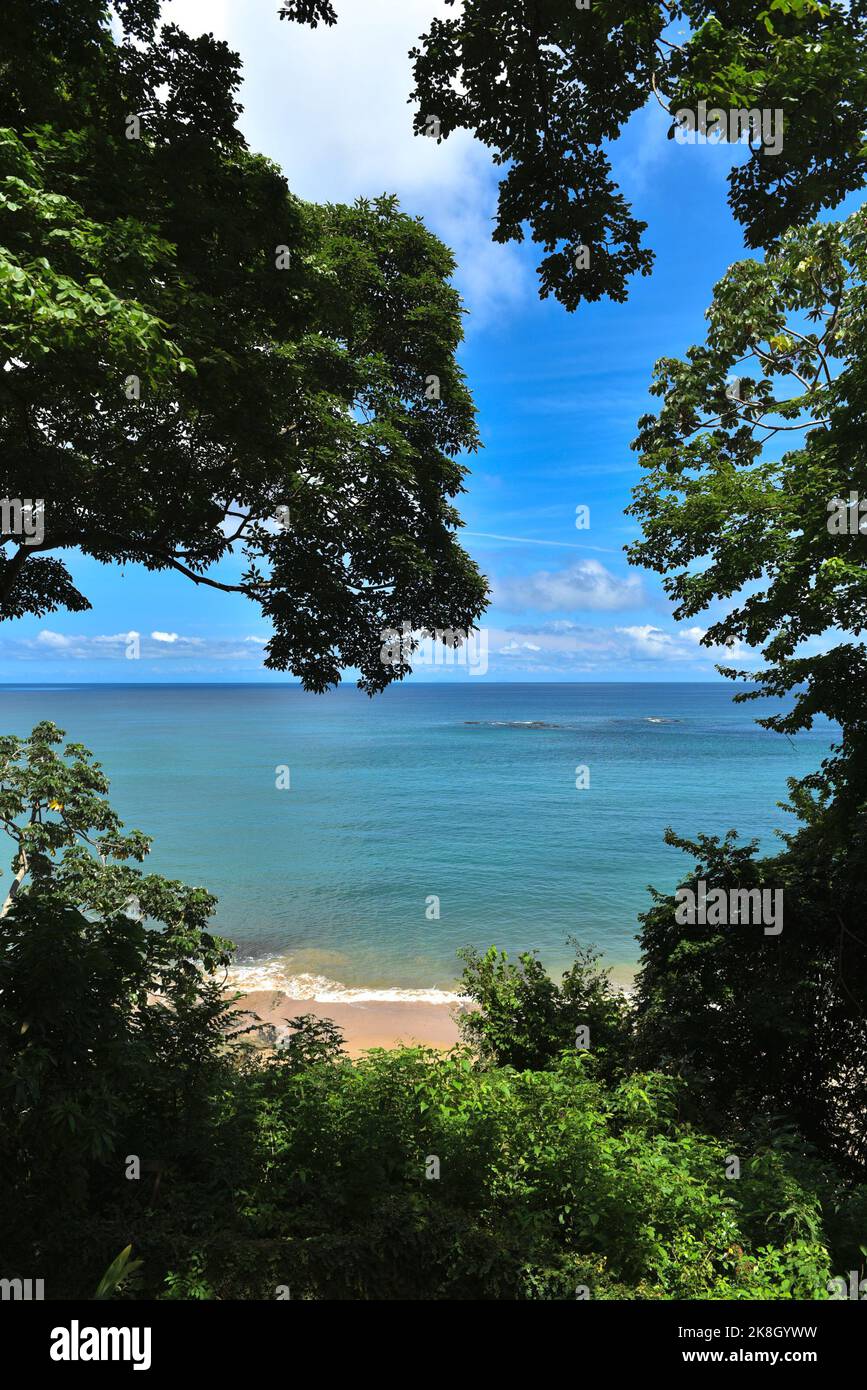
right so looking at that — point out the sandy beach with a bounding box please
[228,959,637,1058]
[230,988,465,1057]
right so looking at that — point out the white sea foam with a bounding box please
[226,963,466,1005]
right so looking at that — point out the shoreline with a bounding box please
[228,959,637,1057]
[229,989,466,1056]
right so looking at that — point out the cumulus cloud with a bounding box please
[495,559,643,614]
[473,620,758,676]
[616,624,751,663]
[2,614,760,679]
[5,630,266,664]
[498,639,541,656]
[168,0,529,323]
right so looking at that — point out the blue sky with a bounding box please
[2,0,777,683]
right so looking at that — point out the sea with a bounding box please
[0,682,834,1000]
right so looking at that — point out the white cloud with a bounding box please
[459,620,761,676]
[5,623,759,678]
[8,631,258,663]
[617,624,752,663]
[615,624,685,660]
[166,0,528,322]
[498,639,542,656]
[495,559,643,613]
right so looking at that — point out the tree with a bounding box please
[626,208,867,810]
[0,0,487,691]
[632,820,867,1165]
[0,721,238,1286]
[327,0,867,309]
[623,209,867,1161]
[278,0,337,25]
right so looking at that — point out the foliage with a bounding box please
[627,210,867,795]
[0,0,487,690]
[456,940,633,1078]
[94,1245,143,1300]
[633,819,867,1167]
[0,724,237,1285]
[160,1255,215,1302]
[7,1023,857,1299]
[273,1013,347,1073]
[278,0,337,26]
[283,0,867,309]
[3,0,865,1308]
[207,1044,847,1301]
[621,206,867,1170]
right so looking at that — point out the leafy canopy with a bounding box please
[626,208,867,799]
[409,0,867,307]
[0,721,235,1263]
[624,208,867,1130]
[283,0,867,308]
[0,0,487,690]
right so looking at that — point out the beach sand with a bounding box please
[228,961,636,1059]
[230,989,464,1057]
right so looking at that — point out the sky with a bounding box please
[2,0,778,683]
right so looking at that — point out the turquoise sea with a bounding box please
[0,683,834,998]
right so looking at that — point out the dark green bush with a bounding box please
[456,941,633,1079]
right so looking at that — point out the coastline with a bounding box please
[226,962,637,1057]
[230,988,465,1056]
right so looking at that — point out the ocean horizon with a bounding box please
[0,681,834,1000]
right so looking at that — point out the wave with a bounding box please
[606,716,685,725]
[464,719,564,729]
[226,963,465,1005]
[464,717,685,730]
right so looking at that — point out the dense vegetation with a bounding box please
[286,0,867,307]
[0,727,865,1301]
